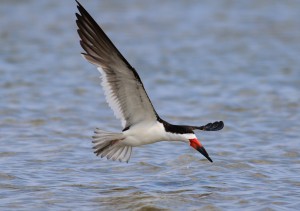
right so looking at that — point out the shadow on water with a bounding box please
[91,187,212,211]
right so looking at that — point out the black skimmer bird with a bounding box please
[75,1,224,163]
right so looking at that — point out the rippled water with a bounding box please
[1,0,300,210]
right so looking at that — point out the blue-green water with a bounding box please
[1,0,300,210]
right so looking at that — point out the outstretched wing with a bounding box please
[193,121,224,131]
[76,1,158,129]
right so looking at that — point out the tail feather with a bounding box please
[92,128,132,162]
[123,146,132,162]
[107,146,121,160]
[114,147,126,161]
[109,147,123,160]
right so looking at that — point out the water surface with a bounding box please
[1,0,300,210]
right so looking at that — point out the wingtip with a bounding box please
[219,121,224,130]
[194,120,224,131]
[75,13,81,20]
[75,1,81,11]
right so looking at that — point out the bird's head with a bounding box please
[164,120,223,162]
[188,120,224,162]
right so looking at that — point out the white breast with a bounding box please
[121,121,196,147]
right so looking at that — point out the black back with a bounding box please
[158,118,195,134]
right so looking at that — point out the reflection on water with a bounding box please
[1,0,300,210]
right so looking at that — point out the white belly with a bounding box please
[121,121,195,147]
[121,121,165,146]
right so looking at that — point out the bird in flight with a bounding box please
[75,1,224,163]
